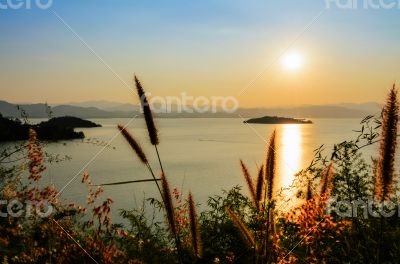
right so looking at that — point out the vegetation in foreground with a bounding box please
[0,81,400,263]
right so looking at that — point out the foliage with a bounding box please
[0,130,129,263]
[1,86,400,263]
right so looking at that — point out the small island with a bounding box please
[40,116,101,128]
[244,116,312,124]
[0,115,101,142]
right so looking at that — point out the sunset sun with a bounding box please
[281,52,304,71]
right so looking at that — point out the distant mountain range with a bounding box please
[236,103,382,119]
[0,100,383,119]
[66,100,141,112]
[0,101,134,118]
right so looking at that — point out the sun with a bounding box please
[281,52,304,71]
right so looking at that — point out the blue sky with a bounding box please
[0,0,399,106]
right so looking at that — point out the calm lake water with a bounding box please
[9,118,379,221]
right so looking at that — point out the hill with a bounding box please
[244,116,312,124]
[0,116,99,142]
[0,101,136,118]
[41,116,101,128]
[0,100,382,119]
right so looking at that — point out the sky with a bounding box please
[0,0,399,107]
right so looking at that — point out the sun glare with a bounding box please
[281,52,304,71]
[278,124,302,209]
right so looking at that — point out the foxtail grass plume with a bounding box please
[188,192,202,258]
[134,75,159,145]
[375,85,399,202]
[265,130,276,201]
[319,162,334,198]
[117,125,148,164]
[226,207,255,248]
[306,180,313,201]
[240,160,257,205]
[160,172,177,237]
[255,165,264,206]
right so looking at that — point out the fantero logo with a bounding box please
[0,199,53,218]
[0,0,53,10]
[142,92,239,114]
[325,0,400,9]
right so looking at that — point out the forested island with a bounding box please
[244,116,313,124]
[0,115,100,142]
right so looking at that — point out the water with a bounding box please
[3,118,379,222]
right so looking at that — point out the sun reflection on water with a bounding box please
[276,124,302,205]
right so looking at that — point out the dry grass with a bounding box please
[188,192,202,258]
[319,162,334,198]
[160,172,177,237]
[226,207,256,248]
[306,180,313,201]
[255,165,264,208]
[117,124,148,164]
[134,75,159,146]
[240,160,257,206]
[375,85,399,202]
[265,130,276,201]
